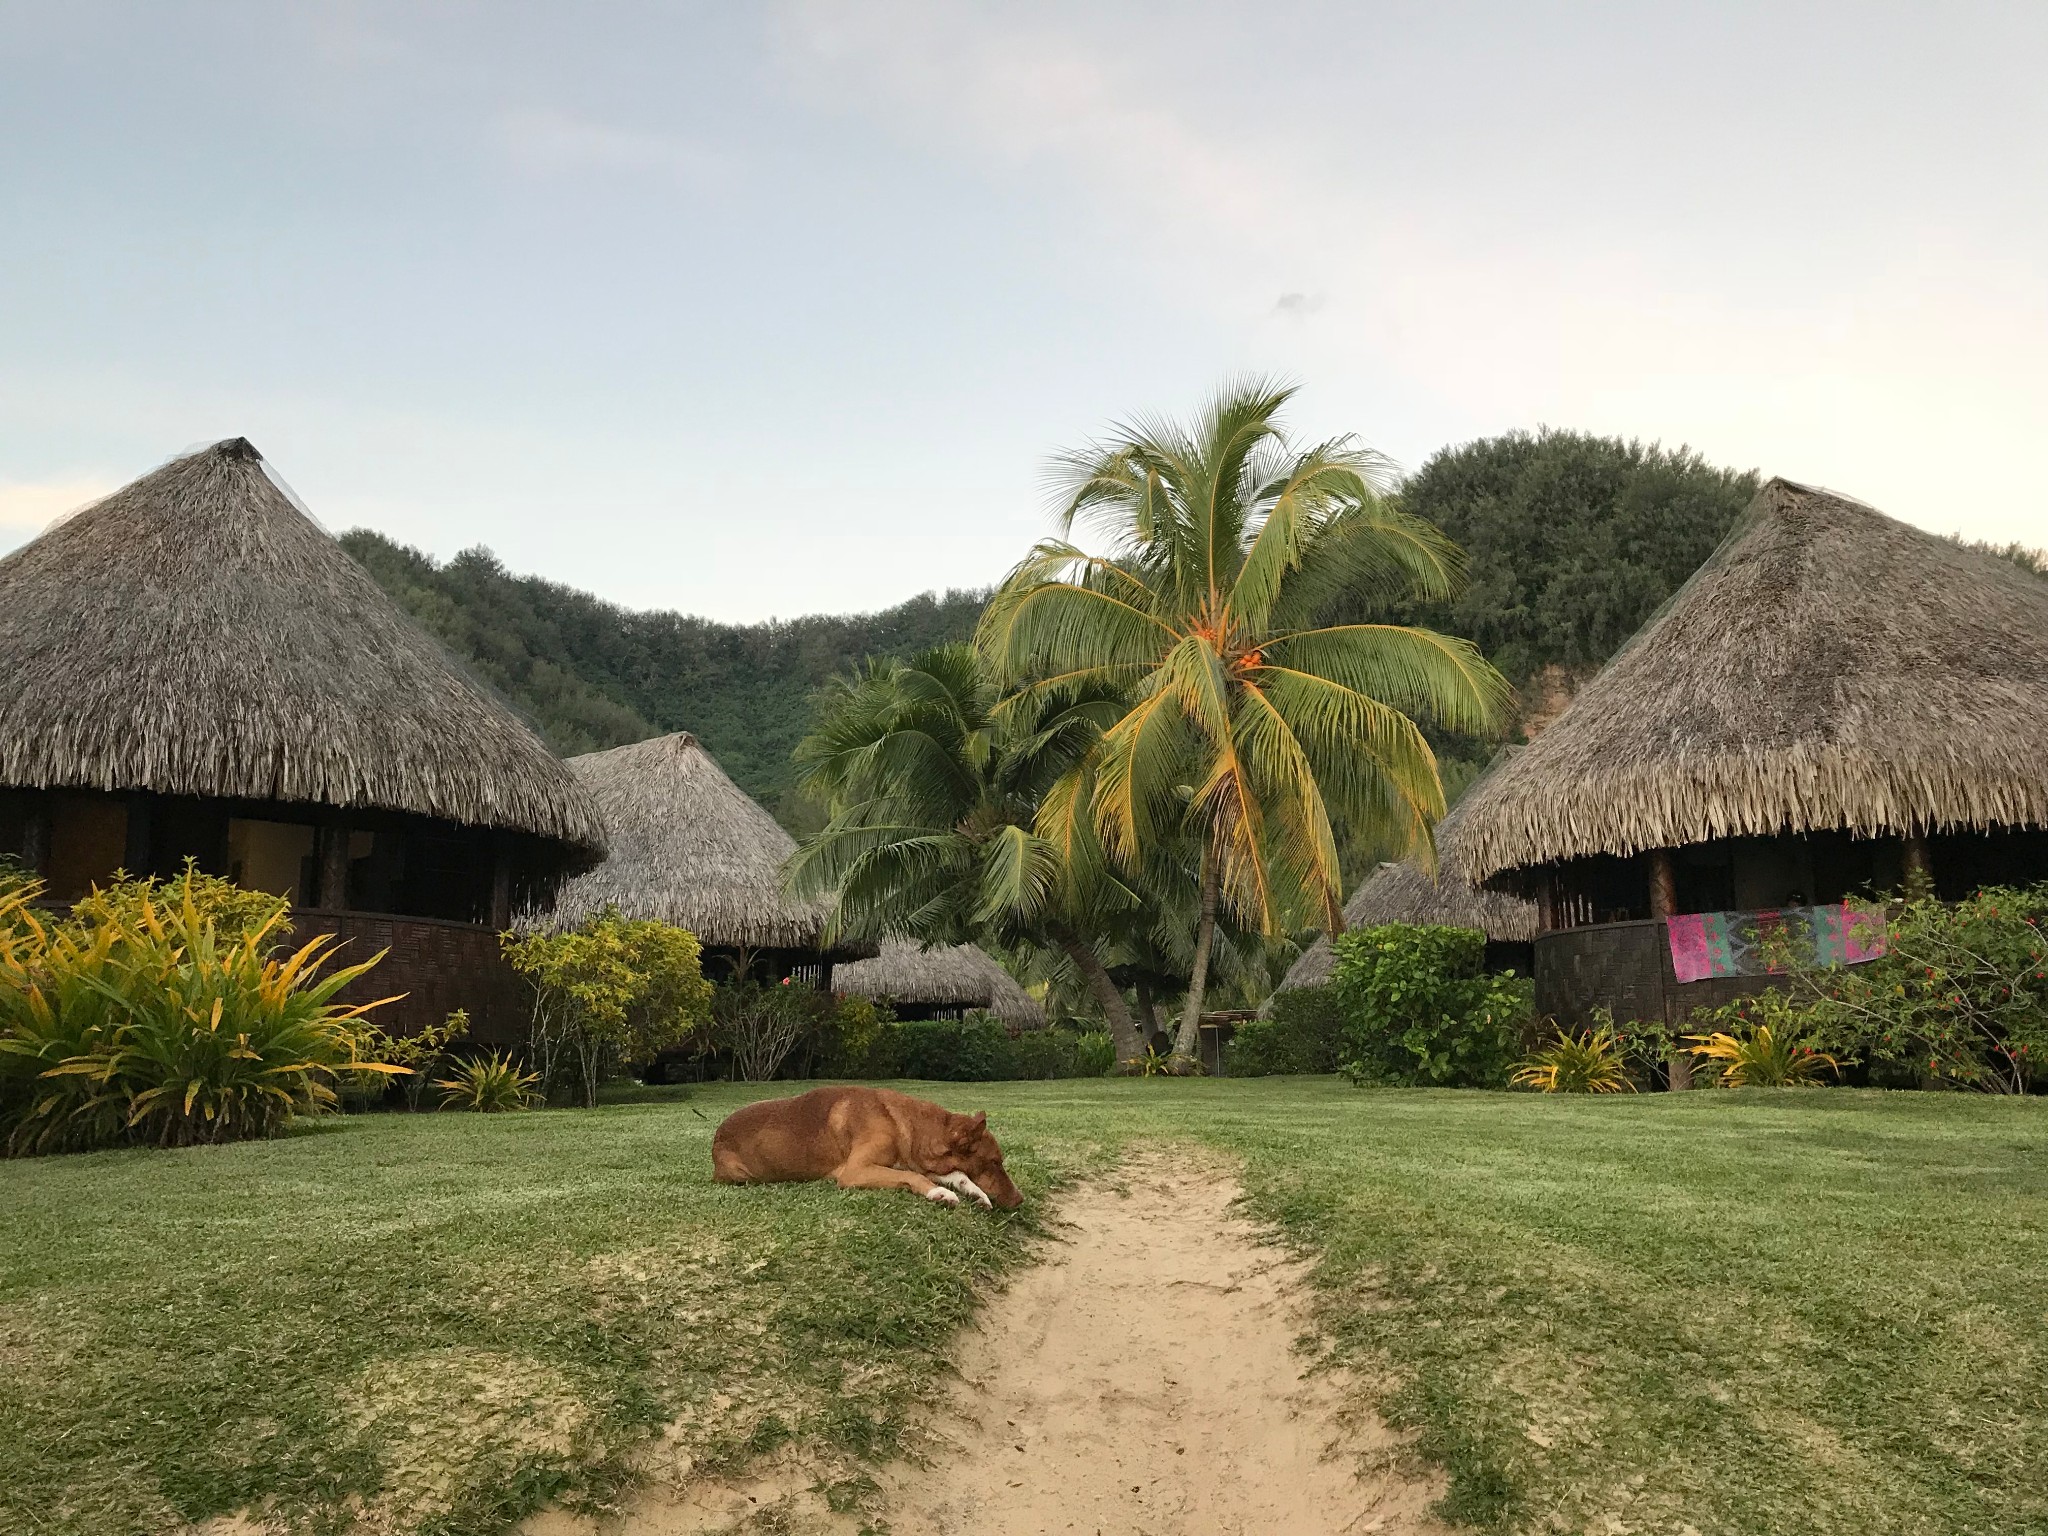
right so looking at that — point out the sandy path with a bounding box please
[525,1151,1444,1536]
[875,1153,1443,1536]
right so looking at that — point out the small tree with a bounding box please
[502,912,714,1107]
[712,967,817,1083]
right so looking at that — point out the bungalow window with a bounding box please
[226,818,317,903]
[46,795,129,901]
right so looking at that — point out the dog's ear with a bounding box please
[951,1111,987,1149]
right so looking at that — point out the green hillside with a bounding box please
[340,429,1809,826]
[339,531,985,822]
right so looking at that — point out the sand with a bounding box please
[527,1149,1445,1536]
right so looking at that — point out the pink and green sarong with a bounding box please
[1666,902,1888,984]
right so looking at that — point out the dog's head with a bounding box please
[939,1110,1023,1209]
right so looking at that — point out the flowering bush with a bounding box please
[1785,885,2048,1093]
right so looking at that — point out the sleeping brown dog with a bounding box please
[711,1086,1023,1209]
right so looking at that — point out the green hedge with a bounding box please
[1224,985,1348,1075]
[835,1015,1114,1082]
[1330,924,1532,1088]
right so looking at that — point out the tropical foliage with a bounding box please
[435,1051,543,1112]
[502,912,714,1106]
[788,643,1150,1062]
[981,381,1510,1062]
[0,873,397,1155]
[1512,1022,1636,1093]
[829,1015,1114,1081]
[1330,924,1531,1088]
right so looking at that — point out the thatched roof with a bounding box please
[550,732,865,954]
[1454,478,2048,887]
[835,940,1047,1029]
[0,439,605,853]
[1275,795,1537,993]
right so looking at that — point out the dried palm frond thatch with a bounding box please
[1274,794,1537,993]
[1454,478,2048,889]
[551,732,863,954]
[834,940,1047,1030]
[0,439,605,853]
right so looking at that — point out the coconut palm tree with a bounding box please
[980,379,1510,1066]
[785,645,1151,1064]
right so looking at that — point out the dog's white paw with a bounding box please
[940,1171,996,1208]
[924,1185,962,1206]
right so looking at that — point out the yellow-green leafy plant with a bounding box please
[359,1008,470,1112]
[1683,1023,1838,1087]
[435,1051,542,1112]
[503,911,713,1106]
[0,881,399,1155]
[1511,1023,1635,1093]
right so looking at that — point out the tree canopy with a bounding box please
[1395,428,1760,685]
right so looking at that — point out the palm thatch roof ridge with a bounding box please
[1452,478,2048,887]
[1275,794,1538,994]
[834,940,1047,1029]
[0,438,605,852]
[551,731,868,954]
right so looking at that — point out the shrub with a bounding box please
[1683,1022,1837,1087]
[504,912,714,1105]
[710,977,819,1083]
[1225,986,1347,1076]
[1512,1023,1635,1093]
[1330,924,1531,1088]
[436,1051,542,1111]
[0,879,397,1156]
[1006,1026,1114,1080]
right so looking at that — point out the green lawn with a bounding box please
[2,1081,2043,1536]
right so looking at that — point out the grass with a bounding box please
[2,1080,2044,1535]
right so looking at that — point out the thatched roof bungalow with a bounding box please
[834,940,1046,1031]
[1274,796,1538,997]
[1452,477,2048,1028]
[550,732,871,980]
[0,438,606,1038]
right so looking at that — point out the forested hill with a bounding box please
[341,430,1821,826]
[340,530,984,820]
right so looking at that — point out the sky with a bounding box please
[2,1,2044,622]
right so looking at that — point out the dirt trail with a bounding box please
[527,1152,1445,1536]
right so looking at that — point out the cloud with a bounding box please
[0,479,114,537]
[495,107,727,185]
[1274,292,1325,317]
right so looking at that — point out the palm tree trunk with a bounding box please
[1055,929,1145,1068]
[1171,847,1220,1068]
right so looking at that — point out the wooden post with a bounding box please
[1902,834,1933,899]
[489,835,514,930]
[20,798,49,877]
[122,795,153,877]
[1649,848,1692,1091]
[317,824,351,910]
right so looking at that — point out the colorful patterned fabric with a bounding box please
[1666,903,1888,984]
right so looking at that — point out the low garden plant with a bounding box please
[832,1013,1114,1081]
[1329,923,1531,1088]
[436,1050,543,1111]
[1511,1021,1635,1093]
